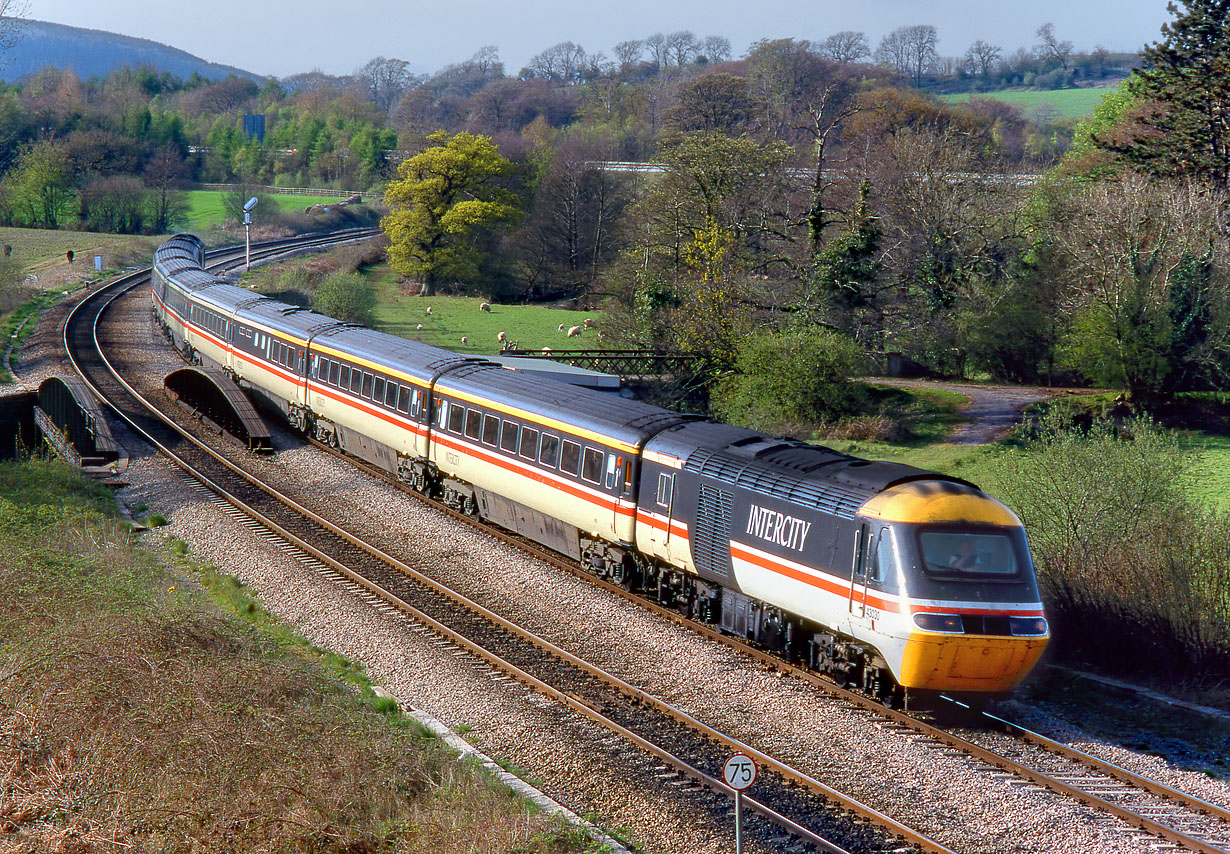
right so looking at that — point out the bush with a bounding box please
[989,412,1230,687]
[711,328,868,435]
[311,270,376,325]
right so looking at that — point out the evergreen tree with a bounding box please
[1105,0,1230,190]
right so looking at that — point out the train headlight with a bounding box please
[1009,616,1049,637]
[913,613,964,634]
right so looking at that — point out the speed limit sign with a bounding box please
[723,753,757,790]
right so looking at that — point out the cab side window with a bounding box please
[656,473,673,507]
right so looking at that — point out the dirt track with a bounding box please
[866,378,1066,444]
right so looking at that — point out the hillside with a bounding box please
[0,19,263,83]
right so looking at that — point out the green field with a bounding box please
[365,264,600,354]
[183,191,348,231]
[941,85,1121,119]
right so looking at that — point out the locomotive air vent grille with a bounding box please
[693,484,733,578]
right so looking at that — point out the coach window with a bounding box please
[340,364,351,390]
[361,372,373,399]
[373,376,386,404]
[482,413,500,446]
[500,420,519,453]
[330,360,340,386]
[581,447,603,484]
[560,440,582,477]
[539,433,560,467]
[519,426,538,459]
[447,402,465,433]
[386,382,399,409]
[464,408,482,440]
[397,385,412,413]
[604,454,618,490]
[656,473,673,507]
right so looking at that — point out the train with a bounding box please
[151,233,1049,704]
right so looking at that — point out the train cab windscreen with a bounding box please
[918,531,1019,579]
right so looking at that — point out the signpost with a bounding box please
[723,753,757,854]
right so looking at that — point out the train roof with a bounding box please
[312,325,486,384]
[436,362,694,452]
[645,420,972,519]
[154,234,215,290]
[236,298,344,341]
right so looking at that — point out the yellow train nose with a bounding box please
[897,632,1049,692]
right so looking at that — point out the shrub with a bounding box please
[310,271,377,326]
[989,413,1230,686]
[711,327,868,435]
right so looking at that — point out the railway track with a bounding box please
[67,237,1230,854]
[68,236,951,854]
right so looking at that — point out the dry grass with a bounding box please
[0,460,596,854]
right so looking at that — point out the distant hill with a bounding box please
[0,19,264,84]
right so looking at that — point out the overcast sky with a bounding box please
[29,0,1173,79]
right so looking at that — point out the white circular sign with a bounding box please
[723,753,757,791]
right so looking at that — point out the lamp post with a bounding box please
[243,196,259,270]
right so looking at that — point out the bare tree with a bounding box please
[645,32,669,69]
[876,25,938,87]
[0,0,28,61]
[524,41,589,83]
[964,39,1002,76]
[356,57,415,112]
[665,30,700,66]
[614,39,644,71]
[818,30,870,64]
[702,35,732,63]
[470,45,502,77]
[1035,22,1073,71]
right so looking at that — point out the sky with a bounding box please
[26,0,1174,79]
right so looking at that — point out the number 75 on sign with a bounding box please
[723,754,757,791]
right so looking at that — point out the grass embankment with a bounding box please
[0,290,59,383]
[0,227,151,273]
[940,85,1120,119]
[0,459,597,853]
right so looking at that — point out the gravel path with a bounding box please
[865,378,1075,444]
[5,283,1228,854]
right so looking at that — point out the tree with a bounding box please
[6,140,75,228]
[1099,0,1230,193]
[876,25,938,87]
[311,271,376,325]
[665,30,700,66]
[0,0,28,63]
[144,146,191,232]
[964,39,1002,77]
[818,31,870,64]
[382,131,521,296]
[702,35,733,64]
[356,57,416,112]
[613,39,644,72]
[1045,175,1230,401]
[666,73,758,133]
[1035,23,1073,72]
[78,175,148,234]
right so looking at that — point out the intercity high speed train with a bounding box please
[152,234,1049,703]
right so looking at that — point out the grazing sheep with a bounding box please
[425,306,433,315]
[566,325,581,338]
[558,323,565,331]
[416,324,423,330]
[583,317,594,328]
[461,336,468,345]
[480,302,491,312]
[541,346,552,354]
[497,331,506,342]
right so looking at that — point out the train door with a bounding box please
[848,522,872,618]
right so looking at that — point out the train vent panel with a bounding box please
[693,484,734,578]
